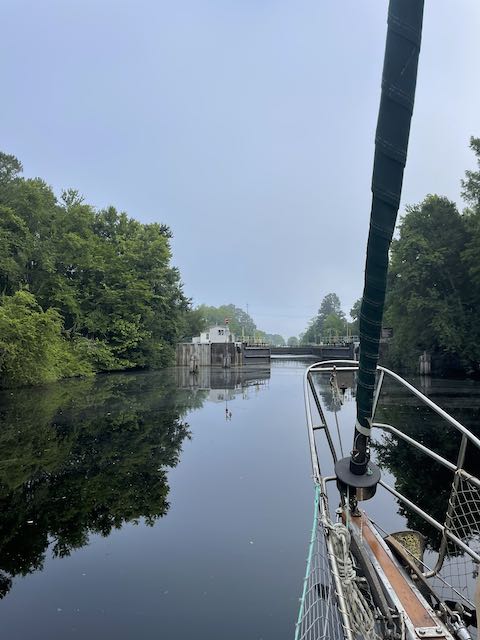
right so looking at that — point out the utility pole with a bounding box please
[224,317,231,368]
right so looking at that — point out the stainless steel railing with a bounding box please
[304,360,480,575]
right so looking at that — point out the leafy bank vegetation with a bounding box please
[0,152,189,387]
[299,138,480,375]
[3,136,480,385]
[385,137,480,373]
[0,152,285,388]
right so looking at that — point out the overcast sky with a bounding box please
[1,1,479,338]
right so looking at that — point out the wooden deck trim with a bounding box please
[350,513,437,629]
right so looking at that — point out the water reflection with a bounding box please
[0,367,272,601]
[374,380,480,551]
[176,366,270,410]
[313,371,480,552]
[0,372,195,597]
[316,370,356,412]
[176,365,270,391]
[0,375,193,595]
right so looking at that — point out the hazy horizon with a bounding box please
[2,0,479,337]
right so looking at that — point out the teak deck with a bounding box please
[351,512,439,630]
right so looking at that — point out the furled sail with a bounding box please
[353,0,425,475]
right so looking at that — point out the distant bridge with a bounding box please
[270,344,355,360]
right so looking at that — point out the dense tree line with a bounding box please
[0,152,189,387]
[298,138,480,372]
[385,138,480,373]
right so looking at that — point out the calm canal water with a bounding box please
[0,359,479,639]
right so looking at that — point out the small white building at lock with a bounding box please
[192,325,235,344]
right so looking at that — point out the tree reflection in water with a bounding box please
[0,371,207,599]
[313,372,480,554]
[373,383,480,551]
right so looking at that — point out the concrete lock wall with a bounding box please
[270,345,354,359]
[176,343,270,367]
[243,346,271,365]
[211,343,242,367]
[176,343,211,368]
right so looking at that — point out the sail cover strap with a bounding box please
[354,419,371,438]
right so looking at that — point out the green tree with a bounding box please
[302,293,346,343]
[287,336,299,347]
[319,293,344,321]
[323,313,345,339]
[0,152,22,184]
[0,207,30,294]
[181,307,208,339]
[381,138,480,372]
[461,137,480,359]
[461,137,480,209]
[0,151,189,386]
[348,298,362,335]
[263,333,286,346]
[193,304,257,340]
[0,291,92,387]
[191,305,284,345]
[385,195,471,369]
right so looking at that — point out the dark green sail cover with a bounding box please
[353,0,425,475]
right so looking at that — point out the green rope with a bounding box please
[294,484,321,640]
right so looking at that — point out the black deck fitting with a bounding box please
[335,457,381,502]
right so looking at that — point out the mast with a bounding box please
[336,0,425,494]
[354,0,425,475]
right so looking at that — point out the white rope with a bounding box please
[327,522,379,640]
